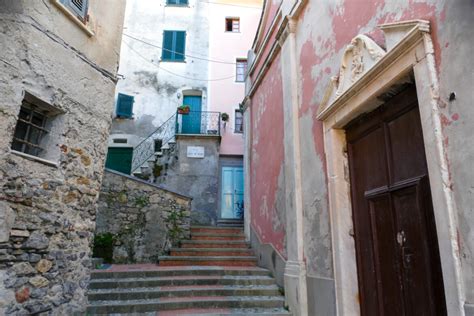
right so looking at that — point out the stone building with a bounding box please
[105,0,262,226]
[243,0,473,315]
[0,0,125,314]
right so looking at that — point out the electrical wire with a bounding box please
[123,40,237,82]
[123,33,237,65]
[197,0,262,9]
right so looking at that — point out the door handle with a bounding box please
[396,230,406,246]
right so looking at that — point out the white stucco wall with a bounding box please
[111,0,210,138]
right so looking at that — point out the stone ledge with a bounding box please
[104,169,192,200]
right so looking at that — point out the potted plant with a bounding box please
[221,112,229,122]
[177,105,190,114]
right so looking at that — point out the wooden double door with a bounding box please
[346,86,446,315]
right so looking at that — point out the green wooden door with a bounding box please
[105,147,133,174]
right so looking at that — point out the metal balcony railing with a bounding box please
[176,111,221,136]
[130,111,221,175]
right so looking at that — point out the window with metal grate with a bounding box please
[11,104,50,157]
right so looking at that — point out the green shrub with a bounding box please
[134,195,149,207]
[92,233,115,264]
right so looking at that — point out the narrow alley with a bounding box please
[0,0,473,315]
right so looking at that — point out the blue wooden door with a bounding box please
[221,167,244,219]
[182,96,202,134]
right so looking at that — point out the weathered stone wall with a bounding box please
[0,1,125,314]
[96,170,192,263]
[156,135,220,225]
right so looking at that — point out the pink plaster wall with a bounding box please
[250,55,286,257]
[248,0,454,280]
[296,0,446,190]
[208,0,263,156]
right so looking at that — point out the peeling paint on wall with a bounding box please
[250,57,286,257]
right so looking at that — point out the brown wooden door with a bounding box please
[346,86,446,316]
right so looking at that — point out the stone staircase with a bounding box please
[87,226,290,315]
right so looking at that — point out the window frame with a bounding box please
[161,30,187,62]
[11,104,50,157]
[10,92,64,163]
[235,58,248,83]
[225,17,240,33]
[116,93,135,119]
[234,110,243,134]
[52,0,94,37]
[60,0,89,22]
[166,0,189,6]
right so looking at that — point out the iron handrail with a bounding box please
[131,113,178,173]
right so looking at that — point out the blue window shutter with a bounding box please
[167,0,178,5]
[116,93,134,118]
[162,31,186,61]
[174,31,186,61]
[178,0,188,5]
[162,31,173,60]
[60,0,88,20]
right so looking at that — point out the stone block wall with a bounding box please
[155,135,220,225]
[96,170,192,263]
[0,1,125,314]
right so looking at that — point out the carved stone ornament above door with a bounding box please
[316,20,431,122]
[319,35,386,116]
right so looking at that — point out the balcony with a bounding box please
[176,111,221,136]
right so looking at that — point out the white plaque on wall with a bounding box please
[187,146,205,158]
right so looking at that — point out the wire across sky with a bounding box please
[122,40,238,82]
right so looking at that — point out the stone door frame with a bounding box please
[316,20,464,315]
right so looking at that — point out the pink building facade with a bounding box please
[208,0,262,223]
[208,0,263,156]
[243,0,474,315]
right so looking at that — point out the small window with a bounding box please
[11,94,63,160]
[116,93,134,118]
[225,18,240,32]
[162,31,186,61]
[59,0,89,22]
[113,138,128,144]
[234,110,243,133]
[166,0,188,6]
[235,59,247,82]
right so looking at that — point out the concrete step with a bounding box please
[170,248,254,257]
[217,219,244,227]
[190,226,244,234]
[86,295,286,314]
[88,285,280,301]
[158,256,257,266]
[180,240,250,249]
[155,308,292,316]
[89,275,276,289]
[191,233,246,241]
[91,266,269,280]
